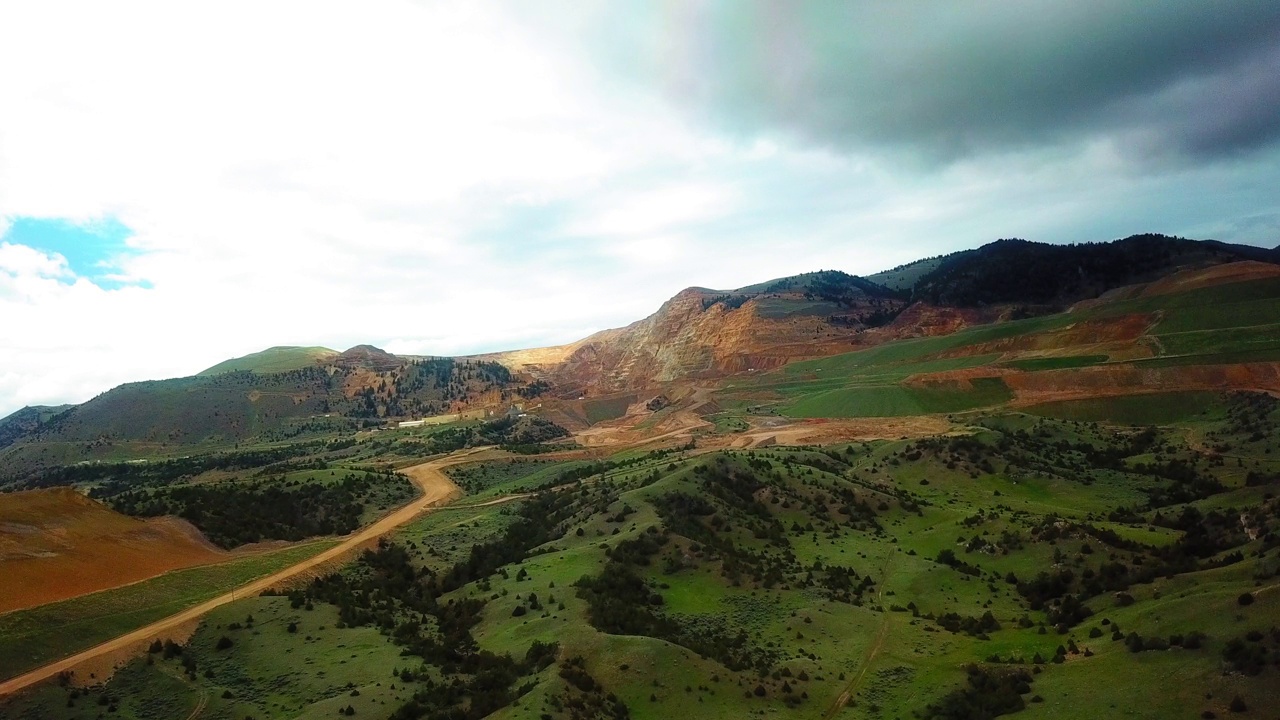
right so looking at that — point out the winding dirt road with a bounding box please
[0,450,488,698]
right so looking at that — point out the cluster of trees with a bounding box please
[394,417,571,459]
[998,503,1259,635]
[476,416,570,446]
[105,471,414,548]
[935,549,983,577]
[793,269,906,302]
[650,456,885,602]
[292,536,581,720]
[551,656,631,720]
[935,611,1001,638]
[436,491,581,594]
[576,529,777,673]
[1220,391,1279,443]
[913,233,1269,307]
[273,478,639,719]
[18,440,327,491]
[343,358,516,420]
[1123,630,1205,653]
[1222,628,1280,675]
[961,419,1228,508]
[1014,569,1094,631]
[920,665,1034,719]
[701,294,751,311]
[515,380,551,399]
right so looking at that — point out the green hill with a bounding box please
[866,255,948,290]
[729,269,901,300]
[7,415,1278,719]
[910,233,1279,307]
[0,405,73,450]
[198,346,338,375]
[0,358,524,479]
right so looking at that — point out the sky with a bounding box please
[2,1,1279,418]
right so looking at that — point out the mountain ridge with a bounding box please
[6,233,1278,458]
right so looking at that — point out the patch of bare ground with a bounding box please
[0,489,227,614]
[0,452,472,697]
[1003,362,1280,405]
[700,416,954,450]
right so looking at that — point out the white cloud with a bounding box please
[0,243,72,282]
[569,182,738,238]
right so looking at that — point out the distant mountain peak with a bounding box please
[335,344,401,371]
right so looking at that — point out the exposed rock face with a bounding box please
[487,287,906,394]
[879,303,996,339]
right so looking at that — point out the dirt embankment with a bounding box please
[906,362,1280,406]
[1003,362,1280,405]
[0,488,227,614]
[928,312,1158,361]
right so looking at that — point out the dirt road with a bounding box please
[0,451,480,698]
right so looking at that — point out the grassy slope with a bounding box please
[722,273,1280,419]
[12,405,1278,720]
[0,540,336,682]
[197,346,338,376]
[6,269,1280,719]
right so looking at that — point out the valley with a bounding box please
[1,235,1279,720]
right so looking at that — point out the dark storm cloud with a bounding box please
[518,1,1280,162]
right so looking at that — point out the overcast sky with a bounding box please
[2,1,1279,417]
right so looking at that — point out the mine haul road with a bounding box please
[0,449,492,698]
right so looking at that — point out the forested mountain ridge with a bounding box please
[909,233,1279,307]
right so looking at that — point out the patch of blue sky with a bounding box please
[0,215,145,289]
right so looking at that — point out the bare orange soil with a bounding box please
[0,488,226,614]
[0,452,472,697]
[1003,362,1280,405]
[906,362,1280,406]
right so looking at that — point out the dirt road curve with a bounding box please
[0,451,485,698]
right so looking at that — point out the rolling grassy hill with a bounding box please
[6,403,1277,719]
[197,346,338,375]
[0,357,525,477]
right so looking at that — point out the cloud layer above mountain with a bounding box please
[1,0,1278,416]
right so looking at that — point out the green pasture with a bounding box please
[0,540,335,682]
